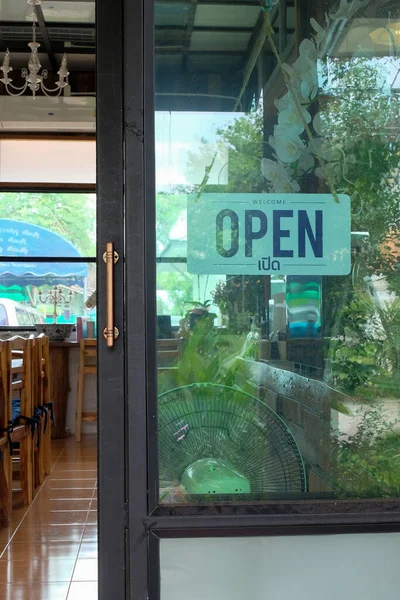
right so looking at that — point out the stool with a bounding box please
[75,338,97,442]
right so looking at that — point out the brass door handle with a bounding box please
[103,242,119,347]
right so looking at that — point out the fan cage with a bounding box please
[158,383,307,499]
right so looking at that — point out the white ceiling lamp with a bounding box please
[0,0,69,98]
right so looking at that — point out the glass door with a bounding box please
[98,0,400,597]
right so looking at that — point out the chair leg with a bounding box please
[0,450,11,527]
[34,420,45,488]
[43,419,51,476]
[20,433,33,506]
[75,364,85,443]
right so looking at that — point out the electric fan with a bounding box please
[158,383,306,497]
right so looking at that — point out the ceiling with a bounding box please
[1,0,397,129]
[0,0,296,112]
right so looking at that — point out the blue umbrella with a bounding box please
[0,219,88,286]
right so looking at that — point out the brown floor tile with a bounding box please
[0,557,76,582]
[0,582,70,600]
[81,525,97,542]
[21,512,89,526]
[42,489,94,500]
[1,542,80,561]
[50,471,97,479]
[87,511,97,525]
[12,524,85,543]
[50,481,96,490]
[37,500,92,511]
[0,436,98,597]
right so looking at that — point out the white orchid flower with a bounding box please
[261,159,300,192]
[313,112,329,136]
[273,176,300,193]
[261,158,287,183]
[299,38,318,60]
[298,145,315,173]
[301,71,319,100]
[278,104,311,135]
[292,54,319,100]
[310,18,327,52]
[329,0,369,20]
[315,166,326,180]
[273,125,305,163]
[275,92,294,113]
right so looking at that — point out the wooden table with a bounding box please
[49,341,78,439]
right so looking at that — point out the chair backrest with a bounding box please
[9,336,33,419]
[0,340,11,434]
[32,334,50,410]
[80,338,97,370]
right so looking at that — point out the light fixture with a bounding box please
[370,0,400,47]
[369,22,400,46]
[0,0,69,98]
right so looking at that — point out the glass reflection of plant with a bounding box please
[38,286,73,324]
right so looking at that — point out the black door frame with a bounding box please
[97,0,400,597]
[96,0,127,597]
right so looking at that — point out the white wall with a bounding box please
[0,139,95,183]
[161,533,400,600]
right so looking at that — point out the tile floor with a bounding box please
[0,436,98,600]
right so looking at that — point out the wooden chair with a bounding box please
[32,334,52,488]
[0,340,12,526]
[9,336,35,506]
[75,338,97,442]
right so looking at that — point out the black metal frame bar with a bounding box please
[97,0,126,598]
[123,0,153,595]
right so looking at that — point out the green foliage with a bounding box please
[334,404,400,497]
[173,321,232,387]
[186,109,265,194]
[0,192,96,256]
[156,193,187,250]
[331,295,400,398]
[157,272,193,316]
[320,57,400,292]
[332,341,380,393]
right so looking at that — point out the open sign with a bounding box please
[187,194,351,276]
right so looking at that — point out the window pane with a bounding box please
[0,194,96,256]
[155,1,400,502]
[160,535,400,600]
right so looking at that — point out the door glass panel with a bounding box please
[155,1,400,502]
[160,534,400,600]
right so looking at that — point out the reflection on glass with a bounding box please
[0,263,95,327]
[0,193,96,257]
[0,197,96,330]
[156,0,400,502]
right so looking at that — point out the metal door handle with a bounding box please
[103,242,119,347]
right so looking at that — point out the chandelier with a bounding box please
[0,0,69,98]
